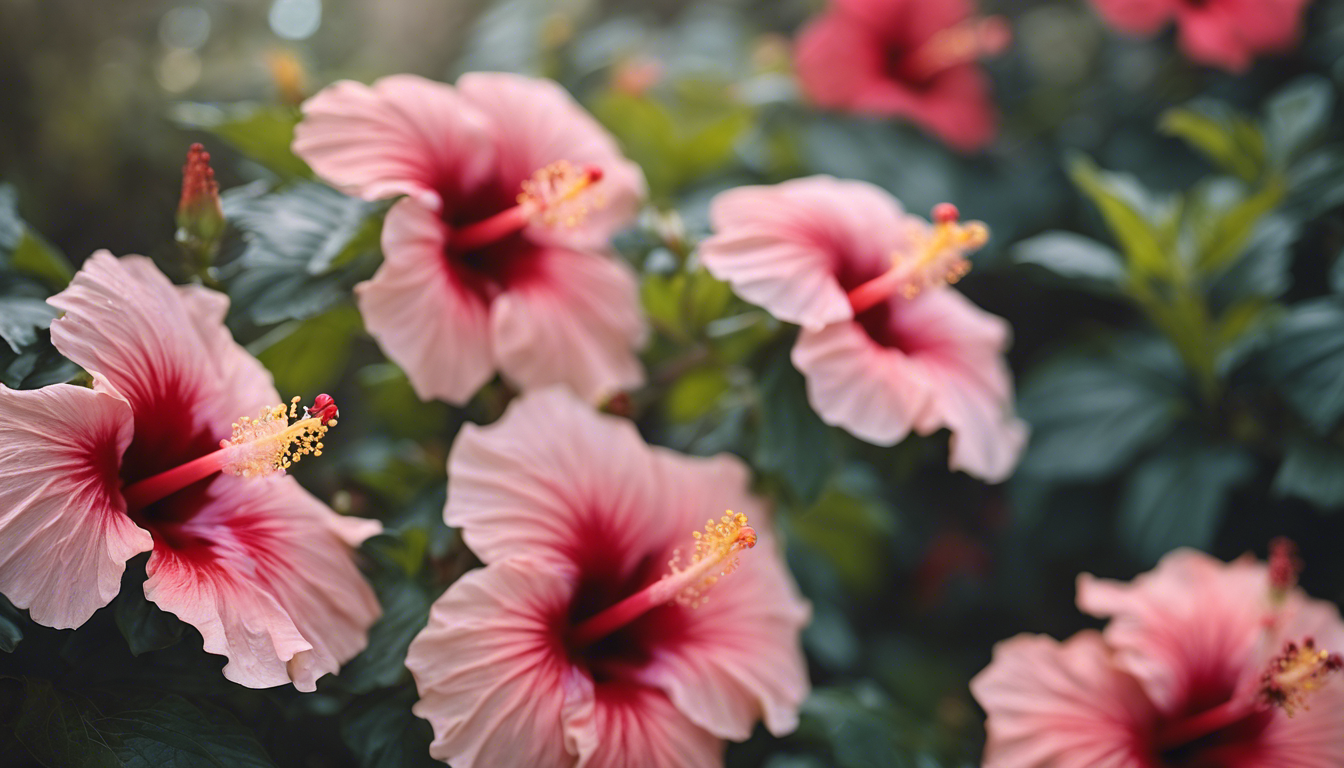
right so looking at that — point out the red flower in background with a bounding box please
[794,0,1009,151]
[1089,0,1315,72]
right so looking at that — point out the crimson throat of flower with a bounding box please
[847,203,989,314]
[451,161,606,252]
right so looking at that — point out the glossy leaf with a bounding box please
[755,342,838,505]
[1274,435,1344,511]
[1067,156,1173,279]
[253,305,364,396]
[1259,299,1344,432]
[1011,230,1126,289]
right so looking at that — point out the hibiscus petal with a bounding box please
[794,13,884,110]
[406,557,585,768]
[635,453,811,741]
[1088,0,1178,36]
[1175,2,1254,72]
[293,74,496,210]
[971,631,1157,768]
[852,64,997,152]
[356,199,495,405]
[143,477,380,691]
[456,72,646,249]
[491,246,646,402]
[445,388,674,571]
[702,176,907,330]
[567,681,724,768]
[0,384,151,629]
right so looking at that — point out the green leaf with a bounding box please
[1264,76,1335,167]
[0,184,72,288]
[0,297,58,353]
[1119,438,1253,564]
[1259,299,1344,432]
[792,481,896,594]
[113,557,186,656]
[0,338,81,390]
[1067,156,1173,279]
[1275,434,1344,511]
[357,364,452,439]
[337,572,433,694]
[171,102,312,180]
[222,183,381,324]
[1159,105,1265,182]
[12,679,277,768]
[801,688,918,768]
[253,306,363,396]
[754,343,838,505]
[1190,178,1284,274]
[1011,231,1126,288]
[0,594,22,652]
[1017,342,1185,481]
[1210,215,1296,307]
[664,366,732,423]
[342,687,439,768]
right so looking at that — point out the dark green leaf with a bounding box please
[801,688,917,768]
[1274,435,1344,511]
[171,102,312,180]
[755,343,838,505]
[1,338,81,390]
[1210,215,1296,307]
[337,576,432,693]
[342,687,439,768]
[1011,231,1125,288]
[1018,342,1185,481]
[1264,76,1334,167]
[1119,437,1253,564]
[0,184,22,252]
[13,679,276,768]
[0,184,72,288]
[1259,299,1344,432]
[0,297,58,353]
[0,594,22,652]
[252,306,364,395]
[357,364,452,439]
[113,558,186,656]
[793,482,896,594]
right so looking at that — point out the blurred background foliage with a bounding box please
[5,0,1344,766]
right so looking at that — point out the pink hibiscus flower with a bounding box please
[700,176,1026,482]
[292,73,649,405]
[0,251,380,690]
[404,388,811,767]
[1088,0,1314,72]
[793,0,1010,151]
[971,542,1344,767]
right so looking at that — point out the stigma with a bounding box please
[847,203,989,314]
[518,160,606,228]
[1259,638,1343,717]
[221,395,337,478]
[666,512,758,608]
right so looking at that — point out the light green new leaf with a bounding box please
[1159,106,1265,182]
[1067,156,1172,279]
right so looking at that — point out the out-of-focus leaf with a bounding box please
[1011,231,1126,288]
[171,102,312,180]
[1119,437,1253,564]
[357,364,452,439]
[253,306,363,395]
[0,594,21,652]
[755,344,837,505]
[0,297,58,353]
[801,688,918,768]
[342,687,440,768]
[1067,156,1172,278]
[222,183,382,324]
[1159,105,1265,182]
[793,482,896,594]
[338,575,433,693]
[1275,435,1344,511]
[1189,178,1284,274]
[1264,76,1334,167]
[0,184,72,288]
[12,678,277,768]
[664,365,731,423]
[1259,299,1344,432]
[1017,343,1185,481]
[1210,215,1296,308]
[113,557,186,656]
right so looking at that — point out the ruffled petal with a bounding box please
[0,384,151,629]
[567,682,724,768]
[970,631,1157,768]
[143,477,380,691]
[792,321,932,446]
[445,387,674,571]
[491,246,647,402]
[406,557,587,768]
[456,72,646,249]
[356,200,495,405]
[293,74,496,210]
[702,176,907,330]
[634,452,811,741]
[176,284,283,417]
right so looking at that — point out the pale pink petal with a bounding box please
[445,387,675,570]
[1088,0,1179,35]
[567,682,724,768]
[355,200,495,405]
[635,452,811,740]
[702,176,907,329]
[49,251,278,435]
[294,74,496,210]
[1077,549,1269,713]
[406,557,586,768]
[456,72,646,249]
[491,247,647,402]
[923,365,1029,483]
[1255,681,1344,768]
[143,477,380,691]
[0,384,151,629]
[792,321,933,446]
[970,631,1156,768]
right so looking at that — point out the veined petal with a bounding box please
[356,199,495,405]
[491,246,647,403]
[568,682,724,768]
[0,384,151,629]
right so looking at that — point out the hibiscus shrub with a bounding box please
[3,0,1344,767]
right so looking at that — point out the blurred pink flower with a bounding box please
[0,251,380,690]
[793,0,1009,151]
[971,546,1344,767]
[700,176,1026,482]
[404,388,810,767]
[293,73,648,405]
[1088,0,1314,72]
